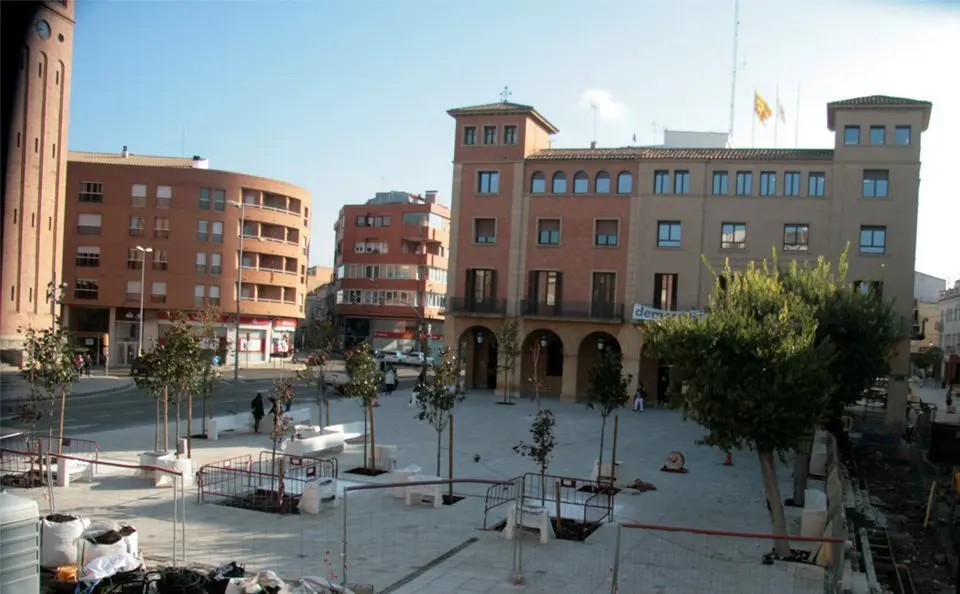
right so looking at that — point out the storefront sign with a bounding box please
[632,304,705,322]
[273,319,298,330]
[373,331,443,340]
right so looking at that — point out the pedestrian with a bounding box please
[633,382,646,412]
[251,393,265,434]
[384,365,397,396]
[83,354,92,376]
[284,394,292,413]
[75,354,84,375]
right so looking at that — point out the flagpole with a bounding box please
[794,83,801,149]
[773,85,780,148]
[751,91,757,148]
[727,0,740,147]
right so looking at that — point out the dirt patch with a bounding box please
[1,469,46,488]
[488,517,603,542]
[344,466,389,477]
[577,484,622,496]
[442,494,464,506]
[217,488,301,515]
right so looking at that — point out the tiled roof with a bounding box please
[68,151,200,169]
[827,95,931,108]
[526,147,834,162]
[447,101,560,134]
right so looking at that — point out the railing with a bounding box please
[483,478,518,528]
[518,472,614,525]
[256,450,338,480]
[520,299,625,321]
[446,296,507,315]
[0,434,100,488]
[196,454,253,503]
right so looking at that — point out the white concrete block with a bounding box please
[800,489,828,538]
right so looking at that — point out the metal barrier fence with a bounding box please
[196,454,253,503]
[256,449,339,479]
[613,523,845,594]
[0,433,99,488]
[482,472,613,530]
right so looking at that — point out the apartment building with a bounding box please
[940,281,960,386]
[912,271,945,368]
[332,191,449,351]
[444,95,931,428]
[1,0,75,363]
[62,149,311,367]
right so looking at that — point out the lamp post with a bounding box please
[227,200,246,382]
[135,246,153,356]
[45,279,68,331]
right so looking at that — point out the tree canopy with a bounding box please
[415,346,467,475]
[18,321,79,439]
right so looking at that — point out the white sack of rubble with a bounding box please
[40,514,91,569]
[82,552,142,581]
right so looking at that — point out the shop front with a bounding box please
[114,308,143,365]
[271,319,298,355]
[236,317,271,366]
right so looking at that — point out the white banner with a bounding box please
[632,304,705,322]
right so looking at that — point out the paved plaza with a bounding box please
[8,387,830,593]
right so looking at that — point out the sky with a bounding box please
[68,0,960,284]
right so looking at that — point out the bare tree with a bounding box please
[494,316,521,404]
[18,320,79,453]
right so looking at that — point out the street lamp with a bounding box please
[597,338,605,352]
[227,199,246,382]
[135,246,153,356]
[45,279,68,331]
[476,331,484,344]
[540,335,548,348]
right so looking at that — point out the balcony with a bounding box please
[520,300,625,322]
[447,296,507,316]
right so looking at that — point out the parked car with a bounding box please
[401,351,434,367]
[130,357,151,377]
[381,351,404,364]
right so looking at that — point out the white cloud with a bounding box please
[577,89,629,122]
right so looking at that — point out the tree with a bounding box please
[415,347,467,477]
[643,259,836,557]
[494,316,521,404]
[302,313,337,352]
[297,317,340,427]
[19,321,80,453]
[193,307,224,440]
[912,347,942,375]
[268,377,296,491]
[585,350,631,485]
[513,408,556,503]
[345,343,382,472]
[527,339,546,409]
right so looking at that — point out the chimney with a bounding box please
[589,141,597,149]
[424,190,438,204]
[121,145,129,158]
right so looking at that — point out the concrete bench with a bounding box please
[207,407,312,440]
[323,421,367,443]
[504,503,551,544]
[405,474,443,508]
[282,431,346,456]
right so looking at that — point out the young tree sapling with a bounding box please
[513,408,556,503]
[585,349,631,486]
[345,343,383,472]
[494,316,521,404]
[415,347,467,477]
[18,321,80,454]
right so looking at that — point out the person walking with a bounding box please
[384,365,398,396]
[83,354,92,376]
[633,382,646,412]
[251,393,265,434]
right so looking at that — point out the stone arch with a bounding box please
[457,325,498,390]
[574,330,622,401]
[519,329,564,400]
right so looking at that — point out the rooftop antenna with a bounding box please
[499,86,512,103]
[591,102,599,147]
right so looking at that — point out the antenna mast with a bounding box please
[727,0,740,147]
[591,102,599,146]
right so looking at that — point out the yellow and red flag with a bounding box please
[754,91,773,125]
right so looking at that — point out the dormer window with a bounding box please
[504,125,517,145]
[463,126,477,145]
[483,126,497,145]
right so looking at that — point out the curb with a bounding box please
[74,381,136,397]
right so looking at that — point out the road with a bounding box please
[1,370,420,435]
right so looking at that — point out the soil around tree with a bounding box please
[442,494,464,506]
[1,469,46,488]
[577,484,621,496]
[345,466,389,477]
[217,488,301,514]
[495,401,517,406]
[489,517,604,542]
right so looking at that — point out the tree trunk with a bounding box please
[175,396,181,447]
[448,414,455,500]
[368,401,377,470]
[597,415,608,481]
[163,386,169,452]
[758,450,792,558]
[791,434,814,507]
[155,397,160,452]
[201,392,207,435]
[362,402,369,471]
[56,384,67,453]
[436,430,442,477]
[540,469,546,505]
[187,392,193,457]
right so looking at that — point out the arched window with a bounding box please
[573,172,589,194]
[595,172,611,193]
[551,172,567,194]
[617,172,633,194]
[530,172,546,193]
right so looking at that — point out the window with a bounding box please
[784,172,801,196]
[595,220,619,246]
[783,224,810,252]
[79,182,103,203]
[592,272,616,306]
[194,285,206,307]
[196,253,207,273]
[355,214,390,227]
[537,219,561,245]
[595,172,611,193]
[75,246,100,267]
[844,126,860,145]
[530,172,546,193]
[862,170,889,198]
[213,189,226,211]
[128,216,144,237]
[551,172,567,194]
[125,280,141,302]
[759,172,776,196]
[199,188,211,209]
[503,125,517,145]
[210,253,222,275]
[869,126,885,145]
[209,285,221,306]
[77,213,102,235]
[211,221,224,243]
[127,248,145,270]
[152,250,168,271]
[735,171,752,195]
[859,226,887,254]
[474,218,496,244]
[528,270,561,307]
[894,126,911,146]
[74,279,99,300]
[721,223,747,249]
[197,220,209,241]
[463,126,476,145]
[156,185,172,208]
[483,125,497,145]
[808,172,826,196]
[151,282,167,304]
[477,171,499,194]
[131,184,147,208]
[573,172,589,194]
[653,170,670,194]
[355,241,388,254]
[653,273,678,310]
[673,171,690,194]
[657,221,681,248]
[712,171,728,195]
[466,269,497,304]
[854,281,883,298]
[153,217,170,239]
[617,172,633,194]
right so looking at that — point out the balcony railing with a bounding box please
[521,299,624,321]
[446,296,507,315]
